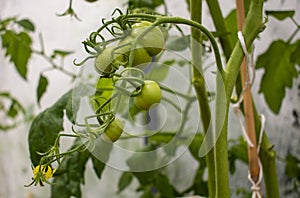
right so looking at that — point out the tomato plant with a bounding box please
[1,0,300,198]
[133,80,162,111]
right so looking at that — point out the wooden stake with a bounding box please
[235,0,261,197]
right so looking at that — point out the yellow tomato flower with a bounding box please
[25,165,56,187]
[33,165,55,180]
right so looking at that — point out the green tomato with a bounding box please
[134,80,162,111]
[131,21,165,56]
[118,36,152,67]
[102,118,124,142]
[94,46,125,74]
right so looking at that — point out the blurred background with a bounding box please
[0,0,299,197]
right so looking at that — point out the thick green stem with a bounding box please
[214,0,264,197]
[253,106,280,198]
[190,0,215,197]
[206,0,279,197]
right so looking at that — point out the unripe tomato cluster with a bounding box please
[94,21,165,74]
[94,21,164,142]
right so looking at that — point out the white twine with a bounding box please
[248,159,263,198]
[232,31,256,148]
[248,114,266,198]
[233,31,266,198]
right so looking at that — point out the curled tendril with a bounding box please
[90,31,101,44]
[111,8,124,17]
[73,55,97,66]
[119,67,145,79]
[111,25,124,36]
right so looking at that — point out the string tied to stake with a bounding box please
[233,31,267,198]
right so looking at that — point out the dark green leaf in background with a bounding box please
[51,139,91,198]
[256,39,300,114]
[28,91,71,166]
[166,35,190,51]
[91,155,106,179]
[291,42,300,66]
[285,153,300,180]
[146,62,170,82]
[16,19,35,32]
[118,172,133,193]
[190,167,208,196]
[153,173,174,197]
[29,85,91,165]
[228,138,248,174]
[66,84,92,124]
[7,101,19,118]
[188,133,204,161]
[265,10,295,21]
[37,75,48,105]
[0,92,26,131]
[1,30,32,80]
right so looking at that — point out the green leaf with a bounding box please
[1,30,32,79]
[138,186,153,198]
[37,75,48,105]
[190,167,208,196]
[291,42,300,66]
[228,138,248,174]
[265,10,295,21]
[89,138,112,178]
[256,39,299,114]
[16,19,35,31]
[188,133,204,162]
[0,92,26,118]
[91,155,106,179]
[118,172,133,193]
[0,17,16,29]
[7,101,19,118]
[146,62,170,82]
[132,171,158,186]
[127,147,157,173]
[162,59,176,66]
[285,153,300,180]
[148,132,174,145]
[166,35,190,51]
[51,139,91,198]
[28,91,71,166]
[65,85,91,124]
[185,0,190,11]
[153,173,174,197]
